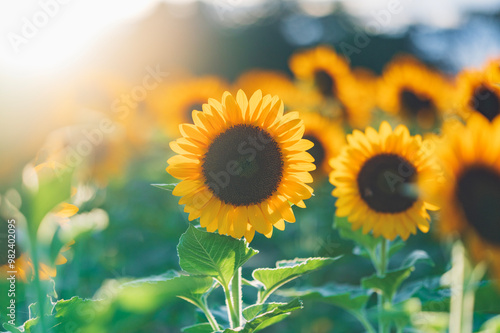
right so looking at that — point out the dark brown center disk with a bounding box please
[202,124,284,206]
[456,166,500,245]
[314,70,336,98]
[470,86,500,122]
[357,154,417,213]
[400,89,436,120]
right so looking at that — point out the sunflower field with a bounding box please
[2,1,500,332]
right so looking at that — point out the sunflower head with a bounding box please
[167,90,315,242]
[378,55,453,130]
[148,76,229,137]
[289,45,351,99]
[329,121,440,241]
[427,115,500,280]
[455,68,500,122]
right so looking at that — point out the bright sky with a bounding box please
[0,0,499,75]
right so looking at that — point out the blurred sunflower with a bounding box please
[289,45,350,99]
[289,46,373,128]
[378,55,453,130]
[167,90,315,242]
[148,76,229,136]
[330,121,439,240]
[300,111,345,176]
[235,70,320,111]
[455,68,500,122]
[426,115,500,280]
[486,58,500,83]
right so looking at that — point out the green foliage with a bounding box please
[177,225,258,288]
[334,216,380,255]
[252,257,338,303]
[151,183,178,191]
[224,299,303,333]
[23,167,73,232]
[182,323,214,333]
[362,267,414,302]
[278,283,370,312]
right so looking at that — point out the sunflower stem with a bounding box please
[350,310,376,333]
[223,283,237,328]
[197,297,220,331]
[230,267,243,328]
[377,239,389,333]
[29,233,49,333]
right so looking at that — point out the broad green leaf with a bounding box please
[178,225,258,287]
[252,257,338,302]
[243,302,287,321]
[388,241,406,258]
[480,314,500,331]
[277,283,370,312]
[151,183,178,191]
[118,272,214,311]
[401,250,434,269]
[182,323,215,333]
[334,216,380,255]
[224,299,303,333]
[24,165,73,231]
[362,266,414,301]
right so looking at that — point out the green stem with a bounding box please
[230,267,242,327]
[377,239,389,333]
[449,242,465,333]
[198,298,220,331]
[350,310,376,333]
[223,285,236,328]
[29,235,48,333]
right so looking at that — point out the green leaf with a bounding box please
[118,272,214,311]
[361,266,414,301]
[401,250,434,269]
[224,299,303,333]
[151,183,178,191]
[480,314,500,331]
[178,225,258,287]
[252,257,339,302]
[182,323,215,333]
[277,283,370,312]
[25,165,73,231]
[242,303,287,321]
[334,216,380,255]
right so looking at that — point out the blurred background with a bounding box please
[1,0,500,332]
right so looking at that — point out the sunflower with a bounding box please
[378,55,453,130]
[486,58,500,83]
[426,115,500,280]
[235,70,321,112]
[148,76,229,137]
[300,111,345,176]
[289,45,351,99]
[167,90,315,242]
[289,46,373,128]
[454,68,500,122]
[329,121,439,240]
